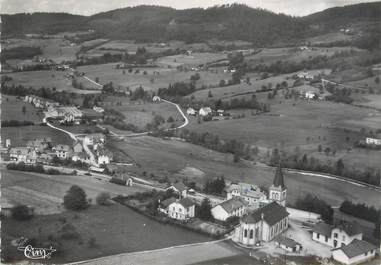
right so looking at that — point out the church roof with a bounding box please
[273,164,286,189]
[242,202,289,226]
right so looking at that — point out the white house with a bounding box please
[275,236,302,253]
[225,182,267,208]
[152,96,161,102]
[305,91,316,99]
[166,182,188,198]
[199,107,212,117]
[168,198,196,221]
[211,197,247,221]
[158,197,177,215]
[332,239,377,265]
[186,107,196,116]
[232,202,289,245]
[73,142,83,153]
[53,145,72,159]
[83,133,105,146]
[312,221,363,248]
[365,137,381,146]
[297,72,313,80]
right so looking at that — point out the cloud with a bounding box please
[0,0,378,16]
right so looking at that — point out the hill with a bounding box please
[1,2,380,46]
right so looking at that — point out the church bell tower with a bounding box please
[269,163,287,206]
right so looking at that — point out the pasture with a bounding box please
[353,94,381,109]
[77,63,230,91]
[157,52,228,68]
[1,95,42,123]
[306,32,353,45]
[4,70,102,94]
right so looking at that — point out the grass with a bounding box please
[157,52,228,68]
[306,32,353,45]
[1,125,73,147]
[1,203,212,263]
[1,95,42,123]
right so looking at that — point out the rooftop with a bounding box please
[160,197,177,208]
[272,164,286,189]
[218,197,247,213]
[226,182,265,199]
[242,202,289,226]
[335,221,362,237]
[312,222,332,237]
[336,239,377,258]
[275,236,301,248]
[177,197,196,208]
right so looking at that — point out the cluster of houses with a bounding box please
[158,165,293,250]
[24,95,59,109]
[7,133,113,167]
[187,107,228,118]
[365,135,381,146]
[312,220,377,265]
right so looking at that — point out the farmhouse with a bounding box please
[84,133,105,146]
[26,138,52,152]
[296,72,313,80]
[365,136,381,146]
[158,197,177,215]
[211,197,247,221]
[53,144,72,159]
[275,236,302,253]
[332,239,377,265]
[166,182,189,198]
[9,147,37,164]
[199,107,212,117]
[305,91,317,99]
[312,221,362,248]
[186,107,196,116]
[152,96,161,102]
[232,201,289,245]
[73,142,83,153]
[167,198,196,221]
[225,182,266,208]
[93,106,105,113]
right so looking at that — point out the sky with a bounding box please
[0,0,379,17]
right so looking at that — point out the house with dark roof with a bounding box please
[211,197,248,221]
[167,197,196,221]
[158,197,177,215]
[275,236,302,253]
[166,182,189,198]
[332,239,377,265]
[232,201,289,245]
[312,221,363,248]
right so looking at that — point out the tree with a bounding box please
[375,77,380,84]
[208,90,213,98]
[167,116,174,123]
[96,192,111,206]
[336,159,345,175]
[197,198,213,221]
[219,79,226,87]
[95,77,99,83]
[63,185,88,211]
[11,205,33,221]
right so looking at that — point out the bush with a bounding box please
[11,205,33,221]
[63,185,89,211]
[96,192,111,206]
[110,177,126,186]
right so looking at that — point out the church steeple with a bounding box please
[269,163,287,206]
[273,163,286,190]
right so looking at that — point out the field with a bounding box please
[353,94,381,109]
[3,70,102,94]
[101,97,183,129]
[1,125,73,147]
[77,62,230,91]
[106,136,381,208]
[1,95,42,123]
[306,32,353,45]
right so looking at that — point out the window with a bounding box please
[334,233,338,238]
[325,236,328,242]
[244,229,248,238]
[249,230,253,239]
[179,208,182,212]
[317,233,320,239]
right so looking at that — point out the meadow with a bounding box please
[157,52,228,68]
[77,62,230,91]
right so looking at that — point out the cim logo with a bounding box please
[17,244,56,260]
